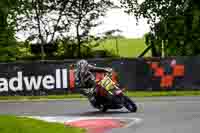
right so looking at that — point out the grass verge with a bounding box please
[0,91,200,101]
[0,115,85,133]
[125,91,200,97]
[0,94,84,101]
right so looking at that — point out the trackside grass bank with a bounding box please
[0,115,85,133]
[94,38,151,57]
[125,91,200,97]
[0,91,200,101]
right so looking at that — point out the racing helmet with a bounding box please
[76,59,89,74]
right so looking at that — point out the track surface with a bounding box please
[1,97,200,133]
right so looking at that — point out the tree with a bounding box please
[0,0,18,61]
[68,0,114,58]
[121,0,200,56]
[14,0,75,59]
[14,0,114,59]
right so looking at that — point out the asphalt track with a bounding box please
[1,97,200,133]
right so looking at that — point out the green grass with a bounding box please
[94,38,151,57]
[0,91,200,101]
[0,115,85,133]
[0,94,84,101]
[125,91,200,97]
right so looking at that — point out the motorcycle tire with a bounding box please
[99,105,108,112]
[123,96,137,112]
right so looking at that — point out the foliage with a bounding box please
[121,0,200,56]
[17,38,148,60]
[68,0,114,57]
[13,0,75,59]
[55,35,118,59]
[11,0,114,59]
[0,0,19,62]
[14,0,75,43]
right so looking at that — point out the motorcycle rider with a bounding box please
[76,59,112,97]
[75,59,137,112]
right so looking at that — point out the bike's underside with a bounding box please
[88,87,137,112]
[83,73,137,112]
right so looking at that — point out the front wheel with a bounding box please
[99,105,108,112]
[123,96,137,112]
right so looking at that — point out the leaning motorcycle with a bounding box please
[83,72,137,113]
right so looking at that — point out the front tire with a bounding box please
[123,96,137,112]
[99,105,108,112]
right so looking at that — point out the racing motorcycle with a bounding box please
[83,72,137,113]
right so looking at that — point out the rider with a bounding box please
[76,59,112,97]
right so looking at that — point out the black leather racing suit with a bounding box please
[77,64,111,93]
[77,64,112,108]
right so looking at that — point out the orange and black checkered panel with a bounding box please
[149,62,185,88]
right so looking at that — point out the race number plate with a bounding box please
[99,75,115,94]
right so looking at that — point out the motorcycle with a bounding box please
[83,71,137,113]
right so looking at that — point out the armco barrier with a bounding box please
[0,57,200,96]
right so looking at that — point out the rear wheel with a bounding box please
[123,96,137,112]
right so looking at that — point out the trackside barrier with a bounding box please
[0,57,199,96]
